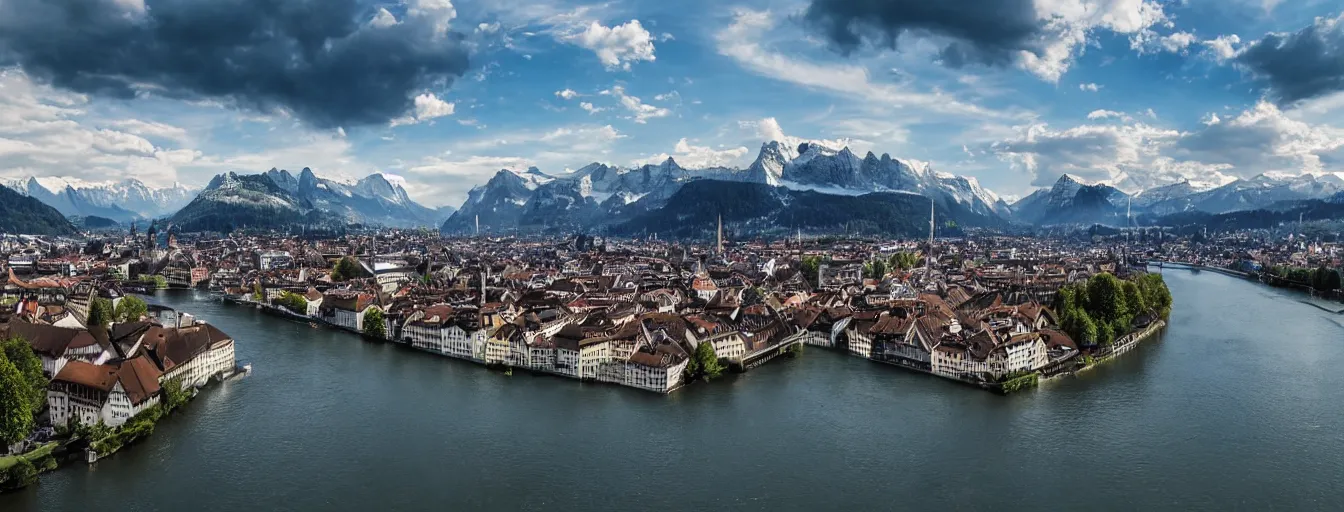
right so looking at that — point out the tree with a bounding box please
[889,252,920,271]
[1086,273,1129,323]
[1312,266,1342,292]
[1,337,46,413]
[684,342,724,382]
[1122,281,1146,317]
[799,256,822,287]
[1076,313,1099,346]
[0,357,34,445]
[87,297,114,329]
[332,257,364,282]
[4,458,37,490]
[362,308,386,339]
[274,292,308,315]
[114,296,148,323]
[161,377,189,411]
[864,258,888,279]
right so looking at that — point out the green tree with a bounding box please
[114,296,149,323]
[1075,311,1099,346]
[3,458,37,490]
[274,292,308,315]
[161,377,189,411]
[0,357,35,445]
[1122,281,1146,316]
[332,257,364,282]
[684,342,724,381]
[1086,273,1129,323]
[799,256,822,287]
[87,297,114,329]
[1,337,46,413]
[889,252,920,271]
[864,258,888,279]
[362,308,386,339]
[1136,273,1173,320]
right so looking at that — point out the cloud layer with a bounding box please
[1237,13,1344,105]
[0,0,471,128]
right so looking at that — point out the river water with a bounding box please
[4,270,1344,511]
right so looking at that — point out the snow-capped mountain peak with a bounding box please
[3,175,200,221]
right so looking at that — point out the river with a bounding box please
[4,269,1344,510]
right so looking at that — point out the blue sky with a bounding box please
[2,0,1344,207]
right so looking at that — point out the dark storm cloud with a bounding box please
[800,0,1043,67]
[1237,15,1344,104]
[0,0,470,128]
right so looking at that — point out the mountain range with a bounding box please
[1008,172,1344,227]
[10,140,1344,235]
[170,168,450,232]
[2,177,197,223]
[441,141,1009,236]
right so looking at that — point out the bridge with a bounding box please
[740,333,805,370]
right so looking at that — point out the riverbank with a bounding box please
[1151,261,1344,313]
[1055,319,1168,380]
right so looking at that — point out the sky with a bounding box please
[1,0,1344,207]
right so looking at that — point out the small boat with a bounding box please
[309,322,319,329]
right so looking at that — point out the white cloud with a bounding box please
[991,101,1344,192]
[390,93,455,127]
[739,117,852,152]
[717,9,1010,120]
[633,138,750,168]
[108,119,190,143]
[0,70,195,186]
[369,8,399,28]
[653,91,680,102]
[1201,34,1242,63]
[1016,0,1171,81]
[1079,83,1101,92]
[579,102,605,114]
[406,0,457,38]
[1087,109,1130,121]
[1131,30,1197,55]
[555,89,578,100]
[401,123,629,205]
[603,85,669,123]
[564,20,656,71]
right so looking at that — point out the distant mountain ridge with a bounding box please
[441,140,1009,235]
[1010,172,1344,226]
[170,168,444,232]
[3,177,197,222]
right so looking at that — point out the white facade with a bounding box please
[623,358,688,393]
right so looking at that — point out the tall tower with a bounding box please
[926,199,935,272]
[716,214,724,254]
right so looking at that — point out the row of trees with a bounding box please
[88,296,150,329]
[0,337,46,445]
[863,252,926,280]
[1265,265,1342,292]
[1055,273,1172,347]
[273,292,308,315]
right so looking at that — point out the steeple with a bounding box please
[926,198,935,272]
[716,214,723,254]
